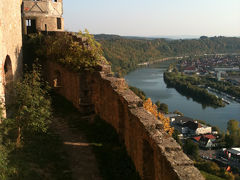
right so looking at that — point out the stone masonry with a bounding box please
[0,1,205,179]
[0,0,22,107]
[46,60,205,180]
[23,0,64,34]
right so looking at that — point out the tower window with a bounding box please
[26,19,31,26]
[26,19,37,34]
[57,18,61,29]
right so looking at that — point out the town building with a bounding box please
[183,66,197,74]
[193,134,216,149]
[217,148,240,170]
[170,116,212,135]
[228,148,240,163]
[214,67,240,72]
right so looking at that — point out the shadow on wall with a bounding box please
[14,46,23,78]
[3,46,22,117]
[4,55,14,117]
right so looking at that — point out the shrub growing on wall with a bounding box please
[143,98,174,136]
[38,29,107,71]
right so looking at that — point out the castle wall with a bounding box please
[46,61,204,180]
[0,0,22,102]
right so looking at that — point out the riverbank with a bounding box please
[125,67,240,131]
[163,72,225,108]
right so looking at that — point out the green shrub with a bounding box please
[39,30,106,71]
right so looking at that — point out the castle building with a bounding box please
[22,0,64,34]
[0,0,23,108]
[0,0,64,114]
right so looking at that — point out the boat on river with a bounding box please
[222,98,230,105]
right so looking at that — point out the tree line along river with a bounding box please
[125,61,240,131]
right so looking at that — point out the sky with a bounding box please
[63,0,240,37]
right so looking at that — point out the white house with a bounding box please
[171,116,212,135]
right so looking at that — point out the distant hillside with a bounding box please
[148,35,201,39]
[95,34,240,76]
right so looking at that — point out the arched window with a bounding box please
[3,55,14,115]
[4,55,13,85]
[53,70,62,88]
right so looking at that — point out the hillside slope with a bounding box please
[95,35,240,76]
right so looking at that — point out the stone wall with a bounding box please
[0,0,22,105]
[46,60,205,180]
[23,0,64,33]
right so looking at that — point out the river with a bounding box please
[125,61,240,131]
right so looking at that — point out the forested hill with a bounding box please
[95,34,240,76]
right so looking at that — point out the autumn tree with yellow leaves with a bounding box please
[143,98,174,136]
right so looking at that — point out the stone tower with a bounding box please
[23,0,64,34]
[0,0,23,109]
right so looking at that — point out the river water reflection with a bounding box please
[125,63,240,131]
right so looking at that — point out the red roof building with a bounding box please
[203,134,216,140]
[193,136,201,142]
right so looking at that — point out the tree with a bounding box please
[0,143,12,179]
[155,101,161,108]
[206,162,221,174]
[159,103,168,114]
[172,129,181,145]
[8,63,52,147]
[0,102,16,178]
[129,86,146,100]
[144,98,158,117]
[200,36,208,40]
[144,98,173,136]
[173,110,184,116]
[183,139,199,159]
[225,172,235,180]
[0,118,12,179]
[197,161,220,174]
[212,126,221,133]
[227,120,239,136]
[225,134,234,148]
[225,119,240,147]
[155,101,169,114]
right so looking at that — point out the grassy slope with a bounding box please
[200,171,225,180]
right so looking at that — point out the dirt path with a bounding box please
[52,117,102,180]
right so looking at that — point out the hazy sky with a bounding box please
[63,0,240,37]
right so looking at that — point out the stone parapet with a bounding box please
[46,60,205,180]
